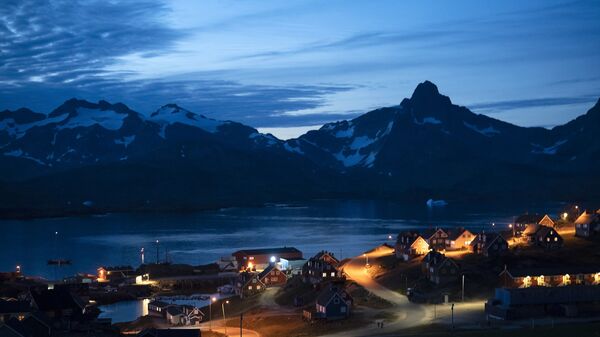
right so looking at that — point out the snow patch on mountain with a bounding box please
[531,139,567,155]
[284,142,304,155]
[57,108,126,130]
[3,148,46,165]
[150,105,226,137]
[114,135,136,148]
[414,116,442,125]
[335,125,355,138]
[334,150,366,167]
[463,122,500,136]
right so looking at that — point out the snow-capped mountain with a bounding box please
[0,81,599,218]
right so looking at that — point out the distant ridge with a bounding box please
[0,81,599,218]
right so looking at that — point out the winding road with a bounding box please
[323,249,485,337]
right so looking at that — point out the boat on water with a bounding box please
[47,259,71,266]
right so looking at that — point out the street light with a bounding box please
[462,275,465,302]
[363,254,369,267]
[222,300,230,335]
[155,240,160,264]
[209,297,216,331]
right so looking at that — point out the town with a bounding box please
[1,205,600,337]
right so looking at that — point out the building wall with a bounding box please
[261,269,287,286]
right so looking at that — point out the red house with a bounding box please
[258,265,287,287]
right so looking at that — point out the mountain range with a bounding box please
[1,81,599,218]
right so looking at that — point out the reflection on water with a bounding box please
[0,199,555,279]
[98,298,149,323]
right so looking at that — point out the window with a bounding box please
[257,285,261,289]
[322,272,327,277]
[333,298,340,304]
[341,306,346,313]
[249,256,254,260]
[331,272,335,277]
[248,286,252,290]
[554,237,558,242]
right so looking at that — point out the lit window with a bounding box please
[248,286,252,290]
[322,272,327,277]
[257,285,261,289]
[331,272,335,277]
[554,237,558,242]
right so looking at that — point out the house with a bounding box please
[302,251,342,285]
[499,266,600,288]
[278,257,306,275]
[180,306,204,325]
[532,226,563,249]
[258,265,287,287]
[470,232,509,257]
[97,266,138,283]
[395,231,429,261]
[421,251,460,285]
[232,247,303,271]
[447,227,475,250]
[165,306,184,325]
[574,211,600,238]
[234,272,265,298]
[514,214,555,233]
[0,300,31,323]
[485,285,600,320]
[148,300,171,317]
[303,284,352,321]
[28,287,89,328]
[422,228,449,251]
[138,328,202,337]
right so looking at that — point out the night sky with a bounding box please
[1,0,599,139]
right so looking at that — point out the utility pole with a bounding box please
[155,240,160,264]
[240,313,243,337]
[462,275,465,302]
[451,303,455,329]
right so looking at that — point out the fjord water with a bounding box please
[0,200,549,279]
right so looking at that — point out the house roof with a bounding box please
[148,300,170,308]
[166,306,183,316]
[534,226,560,239]
[316,286,351,307]
[311,251,340,264]
[515,214,545,224]
[233,247,301,256]
[258,264,278,280]
[30,288,85,312]
[447,228,472,241]
[421,228,447,239]
[138,328,202,337]
[470,232,506,249]
[575,212,600,225]
[502,266,600,278]
[0,300,31,314]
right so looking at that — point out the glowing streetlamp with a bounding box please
[388,235,393,240]
[363,253,369,267]
[16,265,21,274]
[562,212,568,220]
[222,300,230,335]
[270,256,276,263]
[209,297,217,331]
[155,240,160,264]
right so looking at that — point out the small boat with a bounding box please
[47,259,71,266]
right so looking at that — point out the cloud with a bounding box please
[0,75,356,127]
[0,0,183,86]
[468,95,599,113]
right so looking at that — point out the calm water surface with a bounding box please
[0,200,553,279]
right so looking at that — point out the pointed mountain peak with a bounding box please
[404,80,452,111]
[411,80,440,99]
[151,103,190,117]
